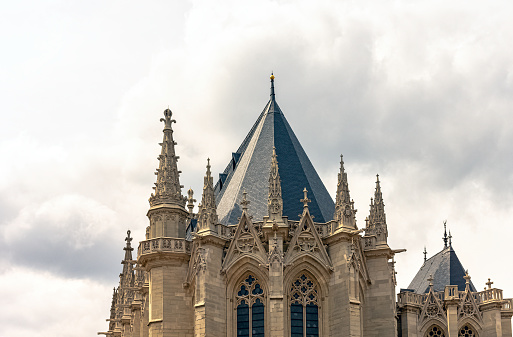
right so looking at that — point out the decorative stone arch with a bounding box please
[225,258,269,337]
[284,260,330,337]
[420,321,448,337]
[457,321,480,337]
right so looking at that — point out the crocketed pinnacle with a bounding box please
[109,287,117,331]
[366,174,388,244]
[149,108,185,207]
[369,174,386,226]
[121,230,134,289]
[334,155,356,228]
[268,147,283,220]
[197,159,218,233]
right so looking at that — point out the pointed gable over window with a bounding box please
[214,74,335,225]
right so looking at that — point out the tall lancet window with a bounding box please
[290,274,319,337]
[236,274,265,337]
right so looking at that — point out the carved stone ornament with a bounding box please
[284,211,332,270]
[222,212,268,271]
[419,289,446,325]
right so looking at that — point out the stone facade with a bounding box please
[99,77,512,337]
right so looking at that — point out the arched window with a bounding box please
[459,324,477,337]
[290,273,319,337]
[425,325,445,337]
[236,274,265,337]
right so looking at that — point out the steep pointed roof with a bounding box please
[407,245,476,293]
[214,75,335,225]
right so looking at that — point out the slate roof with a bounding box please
[214,78,335,226]
[407,245,476,293]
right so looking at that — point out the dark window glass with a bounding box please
[237,301,249,337]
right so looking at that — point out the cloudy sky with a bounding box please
[1,0,512,335]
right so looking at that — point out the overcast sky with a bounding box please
[1,0,512,336]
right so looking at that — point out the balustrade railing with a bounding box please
[477,288,503,303]
[503,298,513,311]
[138,237,191,256]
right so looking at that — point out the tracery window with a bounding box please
[426,325,445,337]
[459,324,476,337]
[290,274,319,337]
[236,275,265,337]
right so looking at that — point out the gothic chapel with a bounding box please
[99,75,513,337]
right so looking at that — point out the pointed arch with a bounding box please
[284,266,329,337]
[420,320,448,337]
[458,322,479,337]
[225,260,269,337]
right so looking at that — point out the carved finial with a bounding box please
[443,220,448,248]
[241,189,250,212]
[187,187,196,214]
[428,274,434,289]
[448,230,452,246]
[161,108,176,130]
[267,147,283,220]
[301,188,311,209]
[423,246,427,262]
[464,270,471,290]
[486,278,493,289]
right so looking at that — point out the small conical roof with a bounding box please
[407,245,476,293]
[214,75,335,225]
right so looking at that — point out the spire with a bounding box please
[423,246,427,262]
[267,147,283,221]
[443,220,448,248]
[366,174,388,245]
[448,230,452,247]
[197,158,218,234]
[149,108,185,208]
[270,72,275,98]
[334,154,356,229]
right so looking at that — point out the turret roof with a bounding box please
[407,245,476,293]
[214,75,335,225]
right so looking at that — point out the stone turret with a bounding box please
[137,109,193,337]
[334,155,357,230]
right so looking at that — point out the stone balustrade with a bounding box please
[398,288,511,310]
[477,288,503,303]
[397,291,425,306]
[138,237,191,257]
[503,298,513,311]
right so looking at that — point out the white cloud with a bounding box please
[1,0,513,334]
[0,266,112,337]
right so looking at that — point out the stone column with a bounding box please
[444,285,459,337]
[362,247,396,337]
[192,238,227,337]
[480,290,504,337]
